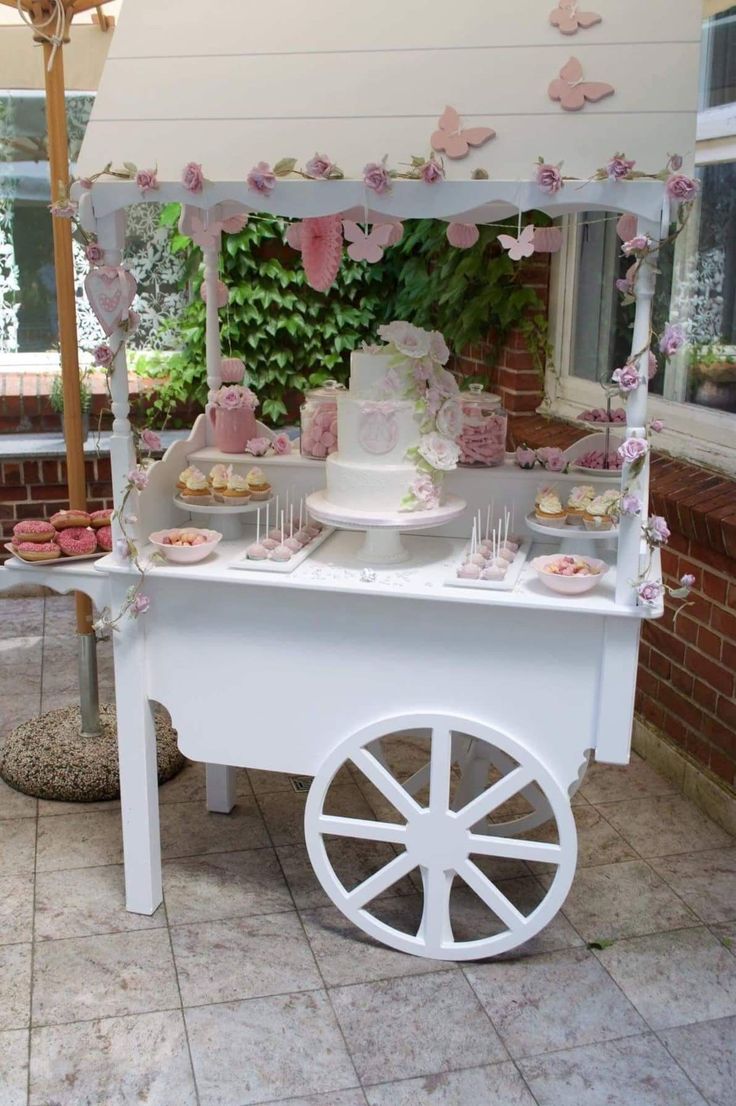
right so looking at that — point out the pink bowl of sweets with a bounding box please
[149,528,222,564]
[530,554,609,595]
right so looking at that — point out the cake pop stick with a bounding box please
[290,503,294,539]
[256,506,260,545]
[299,498,303,532]
[485,505,491,542]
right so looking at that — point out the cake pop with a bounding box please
[271,544,293,562]
[246,507,269,559]
[481,564,506,581]
[457,562,481,579]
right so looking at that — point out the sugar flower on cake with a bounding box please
[417,431,459,471]
[429,331,450,365]
[209,384,259,411]
[431,366,460,398]
[378,321,432,359]
[409,473,441,510]
[436,397,463,440]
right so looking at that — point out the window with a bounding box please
[547,3,736,473]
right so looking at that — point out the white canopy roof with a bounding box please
[77,0,701,221]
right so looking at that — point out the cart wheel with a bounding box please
[304,715,577,961]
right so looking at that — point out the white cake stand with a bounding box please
[173,496,272,540]
[525,512,618,556]
[306,491,466,564]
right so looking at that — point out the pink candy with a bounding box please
[458,411,507,467]
[580,408,627,424]
[301,400,339,459]
[576,449,622,471]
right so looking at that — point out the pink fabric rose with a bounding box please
[638,580,664,605]
[140,428,161,452]
[305,153,334,179]
[420,157,445,185]
[612,364,640,393]
[127,466,149,491]
[93,343,113,369]
[648,352,658,380]
[616,263,637,297]
[622,235,651,256]
[363,159,392,195]
[621,494,642,516]
[130,593,151,617]
[49,199,77,219]
[116,538,130,559]
[607,155,635,181]
[666,173,699,203]
[536,162,563,194]
[247,162,276,195]
[515,446,536,469]
[135,168,158,193]
[680,573,696,589]
[650,419,665,434]
[536,446,566,472]
[272,432,291,455]
[79,178,93,190]
[245,436,271,456]
[182,162,205,193]
[85,242,104,265]
[647,515,671,546]
[659,322,686,357]
[617,437,649,465]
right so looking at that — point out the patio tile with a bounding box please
[249,768,306,795]
[160,798,269,858]
[580,754,679,804]
[36,810,122,871]
[159,760,253,804]
[0,777,37,819]
[525,804,636,869]
[258,784,374,847]
[465,947,645,1058]
[364,1062,537,1106]
[36,795,120,816]
[171,911,322,1006]
[518,1034,708,1106]
[596,927,736,1029]
[185,991,357,1106]
[277,840,414,911]
[546,859,698,942]
[449,879,584,957]
[0,943,31,1030]
[710,921,736,955]
[301,901,456,986]
[257,1094,367,1106]
[330,970,506,1085]
[599,795,732,858]
[650,848,736,924]
[0,818,36,876]
[659,1015,736,1106]
[34,864,166,941]
[0,874,33,946]
[29,1010,197,1106]
[32,929,179,1026]
[163,848,293,925]
[0,1028,28,1106]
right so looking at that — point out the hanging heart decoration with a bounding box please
[532,226,563,253]
[301,215,344,292]
[200,279,229,309]
[616,213,637,242]
[446,222,480,249]
[84,266,137,336]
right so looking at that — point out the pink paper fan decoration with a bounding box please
[285,222,304,251]
[301,215,343,292]
[446,222,480,249]
[220,357,245,384]
[200,279,229,309]
[532,226,563,253]
[616,213,637,242]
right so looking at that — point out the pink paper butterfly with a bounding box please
[497,225,536,261]
[431,106,495,160]
[342,221,394,264]
[549,1,601,35]
[548,57,614,111]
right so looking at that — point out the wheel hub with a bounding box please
[405,809,470,870]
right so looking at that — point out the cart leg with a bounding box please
[115,686,162,914]
[206,764,236,813]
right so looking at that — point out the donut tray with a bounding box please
[4,543,105,567]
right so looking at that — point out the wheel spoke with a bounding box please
[352,747,422,821]
[345,850,416,910]
[459,859,527,931]
[418,865,454,949]
[317,814,407,845]
[467,834,562,865]
[402,762,431,797]
[455,765,534,830]
[429,726,452,814]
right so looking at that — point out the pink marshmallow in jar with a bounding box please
[300,380,345,460]
[457,385,507,467]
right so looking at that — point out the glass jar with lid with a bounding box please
[299,380,345,459]
[457,384,508,467]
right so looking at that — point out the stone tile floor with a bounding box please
[0,594,735,1106]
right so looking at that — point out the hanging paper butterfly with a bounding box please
[342,221,394,264]
[548,57,614,111]
[497,225,536,261]
[431,105,495,160]
[549,1,601,35]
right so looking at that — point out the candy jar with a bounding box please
[300,381,344,459]
[457,384,508,467]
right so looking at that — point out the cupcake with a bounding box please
[246,467,271,500]
[208,464,231,493]
[180,470,211,501]
[177,465,199,492]
[217,472,251,504]
[566,485,595,526]
[534,487,566,527]
[583,490,620,531]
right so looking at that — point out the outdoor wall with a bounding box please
[0,3,121,90]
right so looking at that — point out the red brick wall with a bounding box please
[0,456,114,562]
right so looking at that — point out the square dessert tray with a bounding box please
[229,524,335,574]
[3,544,104,567]
[444,538,531,591]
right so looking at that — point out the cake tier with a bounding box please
[350,351,395,398]
[337,395,420,466]
[325,454,419,512]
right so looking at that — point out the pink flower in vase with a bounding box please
[247,162,276,195]
[363,159,392,195]
[182,162,205,193]
[272,432,291,455]
[135,168,158,193]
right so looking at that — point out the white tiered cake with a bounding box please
[325,350,426,513]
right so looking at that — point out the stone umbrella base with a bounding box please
[0,703,185,802]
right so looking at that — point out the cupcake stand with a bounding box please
[0,0,698,960]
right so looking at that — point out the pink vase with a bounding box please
[209,406,258,453]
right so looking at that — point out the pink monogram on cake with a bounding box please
[358,403,399,455]
[84,266,137,336]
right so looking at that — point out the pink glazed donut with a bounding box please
[57,526,97,557]
[96,526,113,552]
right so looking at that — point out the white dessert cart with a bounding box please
[0,0,699,958]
